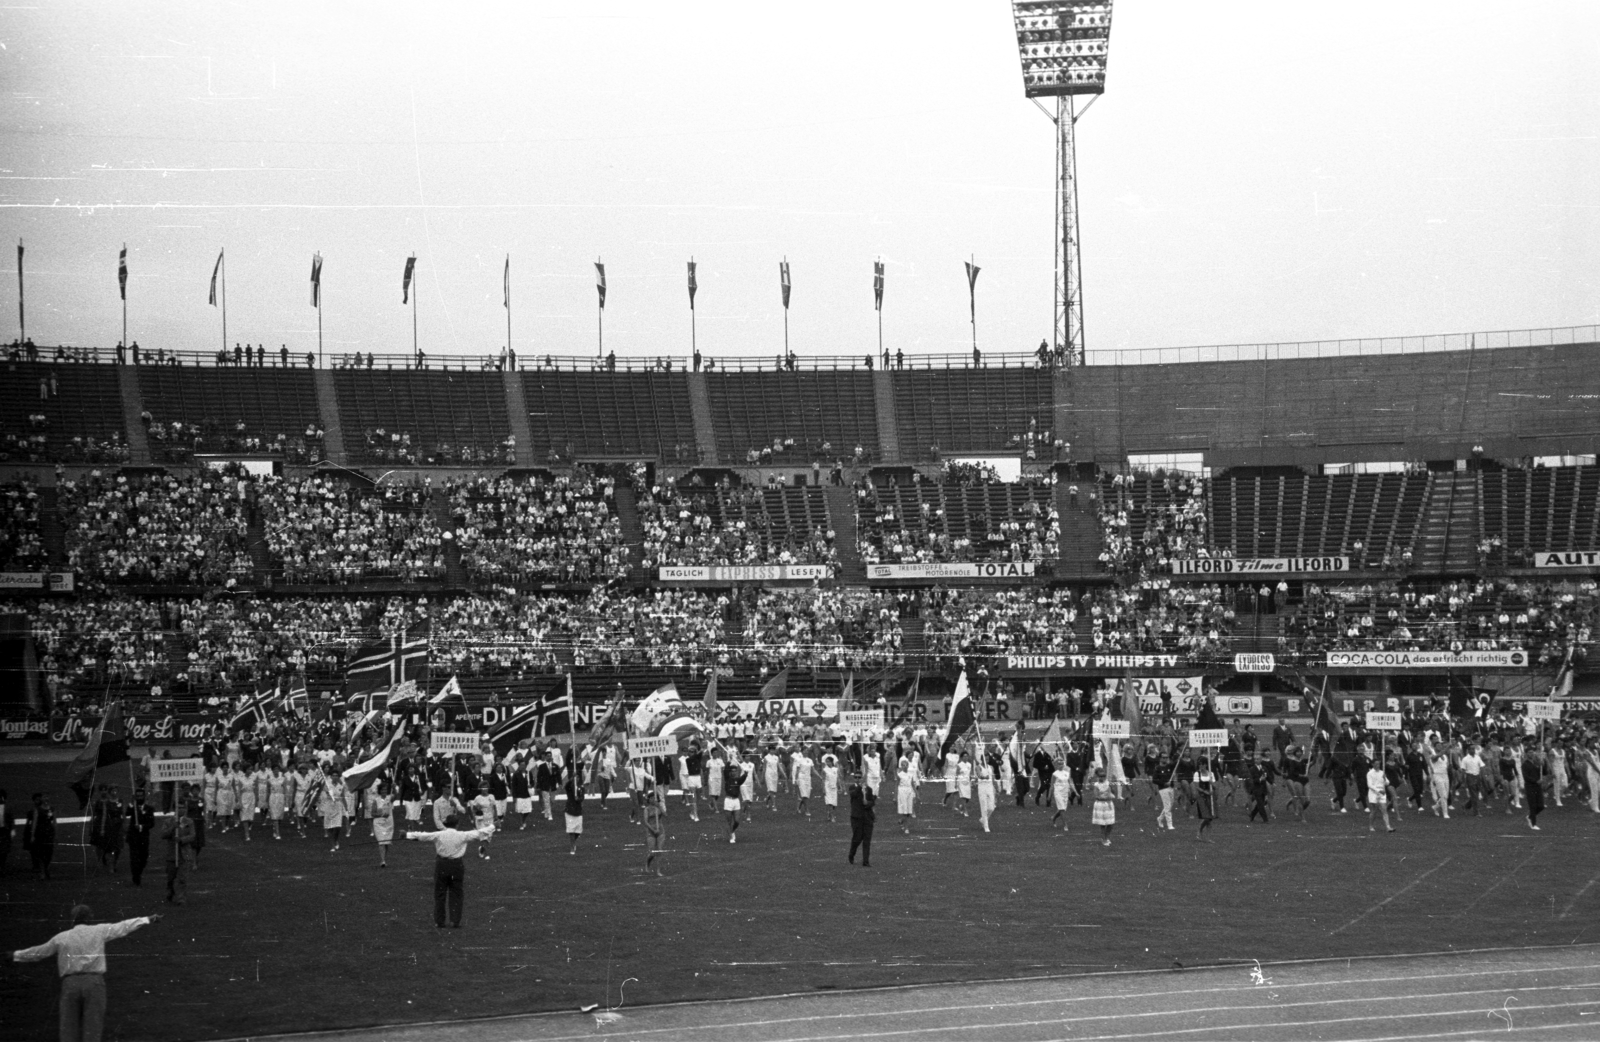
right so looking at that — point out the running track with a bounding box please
[224,944,1600,1042]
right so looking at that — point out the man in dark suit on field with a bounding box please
[847,775,875,868]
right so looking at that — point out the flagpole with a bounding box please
[16,239,23,344]
[505,257,512,366]
[969,254,977,355]
[221,249,227,359]
[412,269,418,364]
[121,244,127,355]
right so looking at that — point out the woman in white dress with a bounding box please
[941,749,960,807]
[318,769,346,852]
[955,752,973,817]
[370,780,395,867]
[822,753,842,823]
[895,755,915,832]
[237,767,260,842]
[975,756,997,832]
[792,747,815,817]
[266,767,288,840]
[1090,767,1117,846]
[762,747,782,811]
[215,763,238,831]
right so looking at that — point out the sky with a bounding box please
[1,1,1596,363]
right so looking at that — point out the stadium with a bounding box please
[2,3,1599,1041]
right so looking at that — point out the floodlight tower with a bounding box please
[1011,1,1113,367]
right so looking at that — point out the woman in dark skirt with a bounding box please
[1195,759,1218,840]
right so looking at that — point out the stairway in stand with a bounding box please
[434,488,467,589]
[245,501,274,587]
[311,369,349,466]
[823,484,867,585]
[38,485,67,567]
[115,365,152,464]
[899,615,928,670]
[1415,471,1480,574]
[1053,481,1105,578]
[612,480,649,583]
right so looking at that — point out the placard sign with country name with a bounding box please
[1093,719,1131,739]
[150,758,205,783]
[1365,712,1403,731]
[837,710,884,733]
[628,735,680,759]
[429,732,481,754]
[1525,701,1562,721]
[1188,729,1227,748]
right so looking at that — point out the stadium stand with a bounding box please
[0,360,130,463]
[523,370,699,463]
[636,477,837,569]
[1209,471,1429,566]
[706,371,880,465]
[447,469,630,583]
[1478,465,1600,567]
[333,369,513,466]
[135,365,325,464]
[856,472,1060,566]
[892,367,1053,460]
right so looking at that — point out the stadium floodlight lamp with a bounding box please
[1011,1,1114,98]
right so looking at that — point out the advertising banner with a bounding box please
[712,698,841,724]
[1005,653,1187,672]
[1171,557,1349,576]
[1323,650,1528,669]
[658,565,831,582]
[1534,551,1600,568]
[1110,677,1207,715]
[866,562,1036,580]
[0,571,74,592]
[1234,653,1275,674]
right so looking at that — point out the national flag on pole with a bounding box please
[1036,715,1065,763]
[281,675,310,717]
[230,686,276,732]
[346,636,398,699]
[1195,693,1224,732]
[687,259,697,310]
[873,259,884,312]
[588,688,628,746]
[885,671,921,730]
[310,253,322,307]
[840,673,854,708]
[503,255,510,309]
[595,261,606,308]
[66,702,130,796]
[399,620,429,681]
[759,668,789,704]
[964,259,980,320]
[940,672,975,758]
[1006,729,1022,772]
[118,246,128,301]
[779,259,791,309]
[402,255,416,304]
[429,674,463,707]
[341,723,404,792]
[703,673,718,715]
[488,679,568,756]
[1121,682,1144,738]
[208,250,223,305]
[1312,683,1341,742]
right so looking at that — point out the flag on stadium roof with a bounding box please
[595,260,606,308]
[310,252,322,307]
[402,254,416,304]
[342,722,403,792]
[779,259,791,309]
[873,259,884,312]
[208,250,223,305]
[502,254,510,310]
[118,246,128,301]
[940,671,974,758]
[687,258,698,310]
[964,259,980,319]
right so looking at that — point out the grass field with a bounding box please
[2,756,1597,1042]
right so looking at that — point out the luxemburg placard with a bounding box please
[428,731,481,754]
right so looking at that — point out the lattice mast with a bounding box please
[1011,2,1114,367]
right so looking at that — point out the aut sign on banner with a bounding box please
[1188,729,1227,748]
[628,735,679,759]
[1366,712,1403,732]
[429,732,480,754]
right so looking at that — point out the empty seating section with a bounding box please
[523,372,697,462]
[137,366,322,462]
[334,370,511,466]
[1209,473,1427,563]
[893,369,1052,460]
[1478,466,1600,565]
[0,362,129,462]
[707,372,879,463]
[857,482,1059,564]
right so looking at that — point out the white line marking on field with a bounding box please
[1561,870,1600,919]
[1330,856,1453,935]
